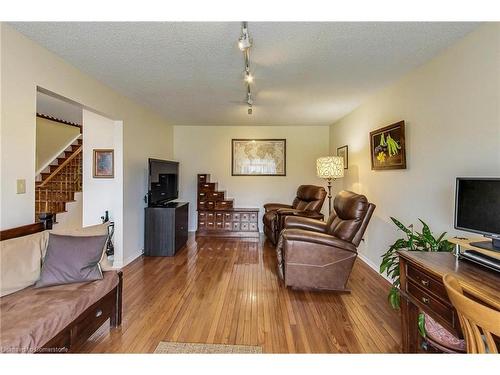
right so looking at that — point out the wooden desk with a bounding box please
[398,251,500,353]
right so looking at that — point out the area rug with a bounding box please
[154,341,263,354]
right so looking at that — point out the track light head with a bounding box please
[238,36,252,51]
[238,24,252,51]
[244,71,254,84]
[247,92,253,106]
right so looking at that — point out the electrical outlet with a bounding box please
[16,179,26,194]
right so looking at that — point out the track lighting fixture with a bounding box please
[244,71,254,84]
[237,22,255,115]
[238,23,252,51]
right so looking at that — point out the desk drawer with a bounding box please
[407,264,449,303]
[407,281,455,328]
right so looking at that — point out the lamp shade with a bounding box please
[316,156,344,179]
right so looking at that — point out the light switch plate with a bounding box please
[16,179,26,194]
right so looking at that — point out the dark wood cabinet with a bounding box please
[196,174,259,238]
[398,251,500,353]
[144,202,188,256]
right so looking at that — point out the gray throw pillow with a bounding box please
[35,233,106,288]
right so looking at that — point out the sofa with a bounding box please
[0,222,122,353]
[276,191,375,291]
[263,185,327,245]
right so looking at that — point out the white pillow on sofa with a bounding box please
[0,231,48,297]
[49,222,114,271]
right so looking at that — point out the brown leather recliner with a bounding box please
[263,185,327,245]
[276,190,375,291]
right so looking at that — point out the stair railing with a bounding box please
[36,146,82,217]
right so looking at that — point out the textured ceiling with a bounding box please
[12,22,479,126]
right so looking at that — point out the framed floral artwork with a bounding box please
[370,121,406,170]
[93,149,114,178]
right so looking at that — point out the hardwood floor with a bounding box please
[77,234,401,353]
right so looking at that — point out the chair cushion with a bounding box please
[292,185,326,211]
[424,313,466,352]
[0,271,119,352]
[326,191,369,242]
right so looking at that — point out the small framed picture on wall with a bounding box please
[93,149,114,178]
[337,145,348,169]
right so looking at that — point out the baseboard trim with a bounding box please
[357,252,392,284]
[113,251,143,269]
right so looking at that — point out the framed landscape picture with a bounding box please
[337,145,348,169]
[93,149,114,178]
[370,121,406,170]
[231,139,286,176]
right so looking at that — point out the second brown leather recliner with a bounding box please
[263,185,327,245]
[276,190,375,292]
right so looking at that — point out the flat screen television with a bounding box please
[455,177,500,251]
[148,159,179,206]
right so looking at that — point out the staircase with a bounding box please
[35,137,83,220]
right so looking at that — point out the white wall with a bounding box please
[329,24,500,272]
[174,126,330,231]
[82,110,123,266]
[54,192,83,231]
[0,24,173,267]
[36,116,80,172]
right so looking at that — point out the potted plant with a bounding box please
[380,217,454,309]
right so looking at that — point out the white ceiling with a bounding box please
[12,22,479,126]
[37,91,83,125]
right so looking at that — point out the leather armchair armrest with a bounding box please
[264,203,293,212]
[276,208,302,215]
[284,216,327,233]
[281,229,357,253]
[291,210,324,220]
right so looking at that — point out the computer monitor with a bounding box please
[455,177,500,251]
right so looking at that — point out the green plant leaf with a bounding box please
[436,232,447,243]
[390,217,412,236]
[380,258,391,274]
[417,313,426,338]
[388,287,400,309]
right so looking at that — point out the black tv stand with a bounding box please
[471,237,500,253]
[144,202,188,256]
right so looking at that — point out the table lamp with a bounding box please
[316,156,344,215]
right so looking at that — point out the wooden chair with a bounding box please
[443,274,500,353]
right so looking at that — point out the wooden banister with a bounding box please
[39,146,82,188]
